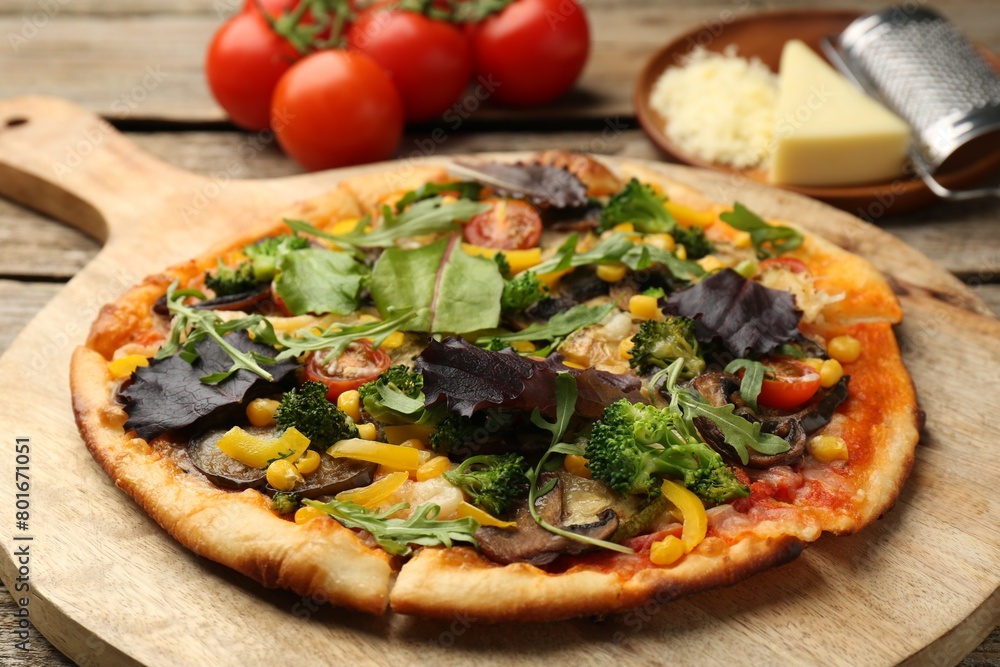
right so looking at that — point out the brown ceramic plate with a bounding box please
[634,9,1000,217]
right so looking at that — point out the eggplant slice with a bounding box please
[270,454,377,499]
[189,426,271,490]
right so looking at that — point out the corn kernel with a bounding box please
[337,390,362,423]
[807,435,849,463]
[629,294,661,320]
[266,459,303,492]
[819,359,844,388]
[246,398,280,427]
[510,340,536,354]
[294,449,321,475]
[650,535,685,566]
[612,222,635,233]
[294,505,326,524]
[357,422,378,441]
[416,456,452,481]
[619,337,634,360]
[675,244,687,260]
[108,354,148,379]
[697,255,726,272]
[828,335,862,364]
[732,231,753,249]
[644,233,675,252]
[803,357,824,372]
[596,263,628,283]
[564,454,591,479]
[329,218,362,235]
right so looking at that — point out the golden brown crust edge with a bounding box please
[390,534,805,622]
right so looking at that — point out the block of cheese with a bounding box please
[769,40,911,187]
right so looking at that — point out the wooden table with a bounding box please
[0,0,997,664]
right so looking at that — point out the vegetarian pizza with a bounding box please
[70,152,919,620]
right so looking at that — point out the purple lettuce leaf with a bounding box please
[450,161,589,208]
[416,337,645,419]
[664,269,802,358]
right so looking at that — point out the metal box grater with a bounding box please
[822,7,1000,200]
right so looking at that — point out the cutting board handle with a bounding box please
[0,96,199,242]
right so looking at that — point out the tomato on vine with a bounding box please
[347,9,472,121]
[271,49,404,170]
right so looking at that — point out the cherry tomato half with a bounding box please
[463,198,543,250]
[756,359,822,410]
[206,7,301,131]
[304,339,391,401]
[347,9,473,122]
[472,0,590,107]
[759,257,810,275]
[271,50,404,171]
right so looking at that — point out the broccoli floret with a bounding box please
[204,259,258,296]
[500,271,548,315]
[599,178,675,233]
[672,226,713,260]
[493,252,512,279]
[244,234,310,282]
[271,492,300,515]
[428,414,470,455]
[628,317,705,379]
[443,453,528,516]
[358,366,425,426]
[585,399,748,505]
[274,381,358,449]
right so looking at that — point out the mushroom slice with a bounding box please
[477,474,620,566]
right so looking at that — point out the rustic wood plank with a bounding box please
[3,4,996,123]
[0,585,74,667]
[0,281,61,353]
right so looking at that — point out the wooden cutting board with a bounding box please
[0,96,997,667]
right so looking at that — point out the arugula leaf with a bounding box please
[370,235,504,333]
[271,248,367,316]
[286,196,489,249]
[719,203,803,259]
[156,282,274,383]
[477,302,614,354]
[302,499,479,556]
[531,233,703,282]
[724,359,771,412]
[449,161,589,208]
[526,374,634,554]
[395,181,483,212]
[251,310,417,365]
[677,392,790,465]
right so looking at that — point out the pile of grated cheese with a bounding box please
[650,46,778,169]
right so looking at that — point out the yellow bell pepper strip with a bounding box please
[649,479,708,566]
[217,426,309,469]
[335,471,409,508]
[327,438,422,470]
[664,201,716,228]
[461,244,542,274]
[108,354,149,379]
[455,501,516,529]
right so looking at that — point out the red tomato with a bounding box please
[206,9,301,131]
[756,360,822,410]
[463,198,543,250]
[304,340,391,401]
[348,10,472,121]
[472,0,589,107]
[759,257,810,275]
[271,50,404,171]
